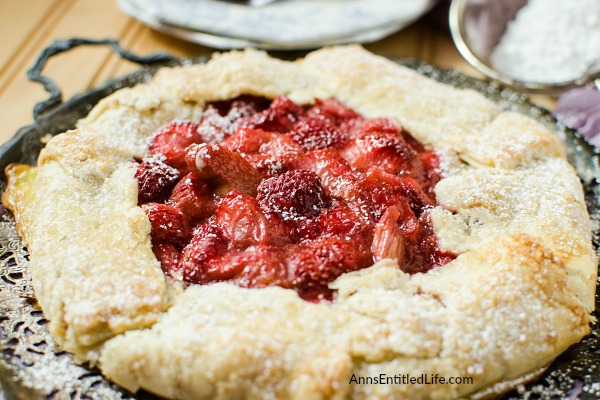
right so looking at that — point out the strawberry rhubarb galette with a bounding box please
[3,46,597,399]
[138,96,454,301]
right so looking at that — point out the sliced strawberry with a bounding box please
[143,203,192,245]
[200,255,245,283]
[215,192,296,249]
[241,95,305,133]
[198,97,268,144]
[358,117,403,135]
[340,118,417,174]
[210,95,269,117]
[135,158,180,203]
[168,172,217,219]
[395,175,434,217]
[289,116,348,151]
[190,143,263,197]
[290,148,350,176]
[224,128,302,177]
[197,102,260,145]
[418,150,442,197]
[372,206,406,263]
[153,242,183,280]
[148,121,202,169]
[257,170,329,222]
[179,223,229,283]
[297,201,362,239]
[297,201,374,263]
[229,246,290,288]
[252,133,302,177]
[363,167,433,220]
[307,98,361,125]
[418,151,440,175]
[401,129,427,153]
[197,105,231,145]
[222,127,274,154]
[286,236,368,289]
[289,149,355,198]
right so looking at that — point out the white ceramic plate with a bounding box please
[119,0,436,49]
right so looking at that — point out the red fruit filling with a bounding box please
[136,95,455,301]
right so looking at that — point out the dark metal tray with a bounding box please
[0,38,599,400]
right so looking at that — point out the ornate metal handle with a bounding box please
[27,37,177,119]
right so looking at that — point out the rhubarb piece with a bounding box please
[191,143,263,197]
[372,206,406,263]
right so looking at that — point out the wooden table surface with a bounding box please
[0,0,555,146]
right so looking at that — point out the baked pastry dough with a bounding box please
[3,46,596,399]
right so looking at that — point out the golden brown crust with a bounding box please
[100,235,588,400]
[2,46,596,398]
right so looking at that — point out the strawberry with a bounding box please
[297,201,364,240]
[289,149,355,198]
[210,95,269,118]
[189,143,263,197]
[286,236,368,289]
[168,172,217,219]
[196,105,231,145]
[418,150,442,197]
[214,192,296,249]
[198,97,270,145]
[153,242,183,280]
[224,128,302,177]
[142,203,192,245]
[222,127,274,154]
[229,246,290,288]
[297,201,374,262]
[371,206,406,263]
[179,223,229,283]
[241,95,305,133]
[307,98,361,125]
[363,167,432,220]
[340,117,417,174]
[135,158,180,203]
[401,129,427,152]
[148,121,202,169]
[226,97,263,120]
[289,116,349,151]
[257,170,329,222]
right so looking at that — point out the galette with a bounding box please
[3,46,596,399]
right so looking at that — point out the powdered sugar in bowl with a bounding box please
[449,0,600,94]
